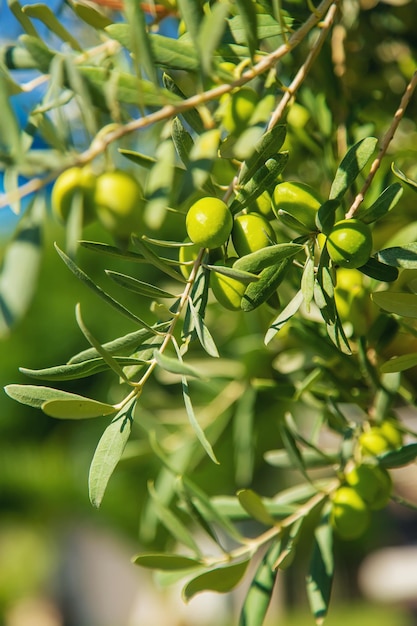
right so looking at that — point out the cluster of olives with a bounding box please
[330,420,403,540]
[183,179,374,311]
[51,166,145,240]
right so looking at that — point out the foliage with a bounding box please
[2,0,417,623]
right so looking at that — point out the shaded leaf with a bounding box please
[124,0,157,85]
[182,376,219,464]
[372,291,417,318]
[237,489,277,526]
[230,154,289,214]
[89,398,135,507]
[238,124,287,185]
[199,1,230,76]
[392,163,417,193]
[183,560,250,601]
[132,237,186,283]
[133,553,203,571]
[227,12,291,43]
[234,0,257,60]
[379,443,417,469]
[380,353,417,374]
[19,356,145,381]
[359,257,399,282]
[22,3,82,50]
[70,1,112,29]
[329,137,377,200]
[315,199,339,235]
[356,183,403,224]
[172,116,194,167]
[187,299,219,358]
[242,259,291,312]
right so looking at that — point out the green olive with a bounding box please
[232,213,276,257]
[186,197,233,249]
[51,166,96,224]
[326,219,373,269]
[94,170,145,239]
[330,486,370,540]
[271,181,322,234]
[210,258,246,311]
[344,463,392,510]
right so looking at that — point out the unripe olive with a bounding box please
[379,419,403,450]
[344,463,392,510]
[179,239,201,279]
[326,219,373,269]
[210,258,246,311]
[232,213,276,257]
[186,197,233,249]
[221,88,258,135]
[271,181,321,234]
[330,486,370,540]
[247,190,274,218]
[94,170,145,239]
[359,421,403,457]
[51,166,96,224]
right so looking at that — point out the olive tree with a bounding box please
[2,0,417,623]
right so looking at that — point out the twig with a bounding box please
[267,2,339,131]
[345,69,417,219]
[0,0,334,210]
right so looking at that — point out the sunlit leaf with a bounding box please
[233,243,303,273]
[154,350,203,378]
[239,540,282,626]
[376,243,417,269]
[42,398,117,419]
[106,271,176,299]
[265,290,304,345]
[230,154,289,214]
[242,259,291,312]
[19,356,145,381]
[356,183,403,224]
[380,353,417,373]
[306,506,334,624]
[392,163,417,193]
[237,489,277,526]
[22,3,82,50]
[89,398,135,507]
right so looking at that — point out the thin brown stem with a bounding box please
[346,69,417,219]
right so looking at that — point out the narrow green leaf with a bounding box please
[124,0,157,84]
[265,290,304,345]
[199,1,230,75]
[89,398,135,507]
[329,137,377,200]
[279,420,308,479]
[301,256,315,311]
[22,3,82,50]
[69,324,169,364]
[19,356,145,381]
[70,1,112,29]
[7,0,39,37]
[148,482,202,554]
[379,443,417,469]
[55,244,157,331]
[234,243,303,273]
[359,257,399,282]
[372,291,417,318]
[144,139,176,229]
[176,0,204,54]
[172,116,194,167]
[377,243,417,269]
[239,540,282,626]
[227,12,290,43]
[356,183,403,224]
[0,71,23,161]
[326,318,352,355]
[233,385,256,487]
[392,163,417,193]
[182,376,219,464]
[4,384,109,410]
[315,199,340,235]
[179,129,221,200]
[230,154,289,214]
[238,125,286,185]
[380,353,417,373]
[242,259,291,312]
[79,66,182,109]
[187,299,219,358]
[237,489,277,526]
[132,237,186,283]
[234,0,258,60]
[0,204,42,337]
[118,149,156,169]
[205,263,259,285]
[106,271,176,299]
[163,72,205,134]
[265,448,338,469]
[154,350,202,379]
[20,35,54,73]
[306,507,334,624]
[42,398,117,419]
[183,560,250,601]
[133,553,203,571]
